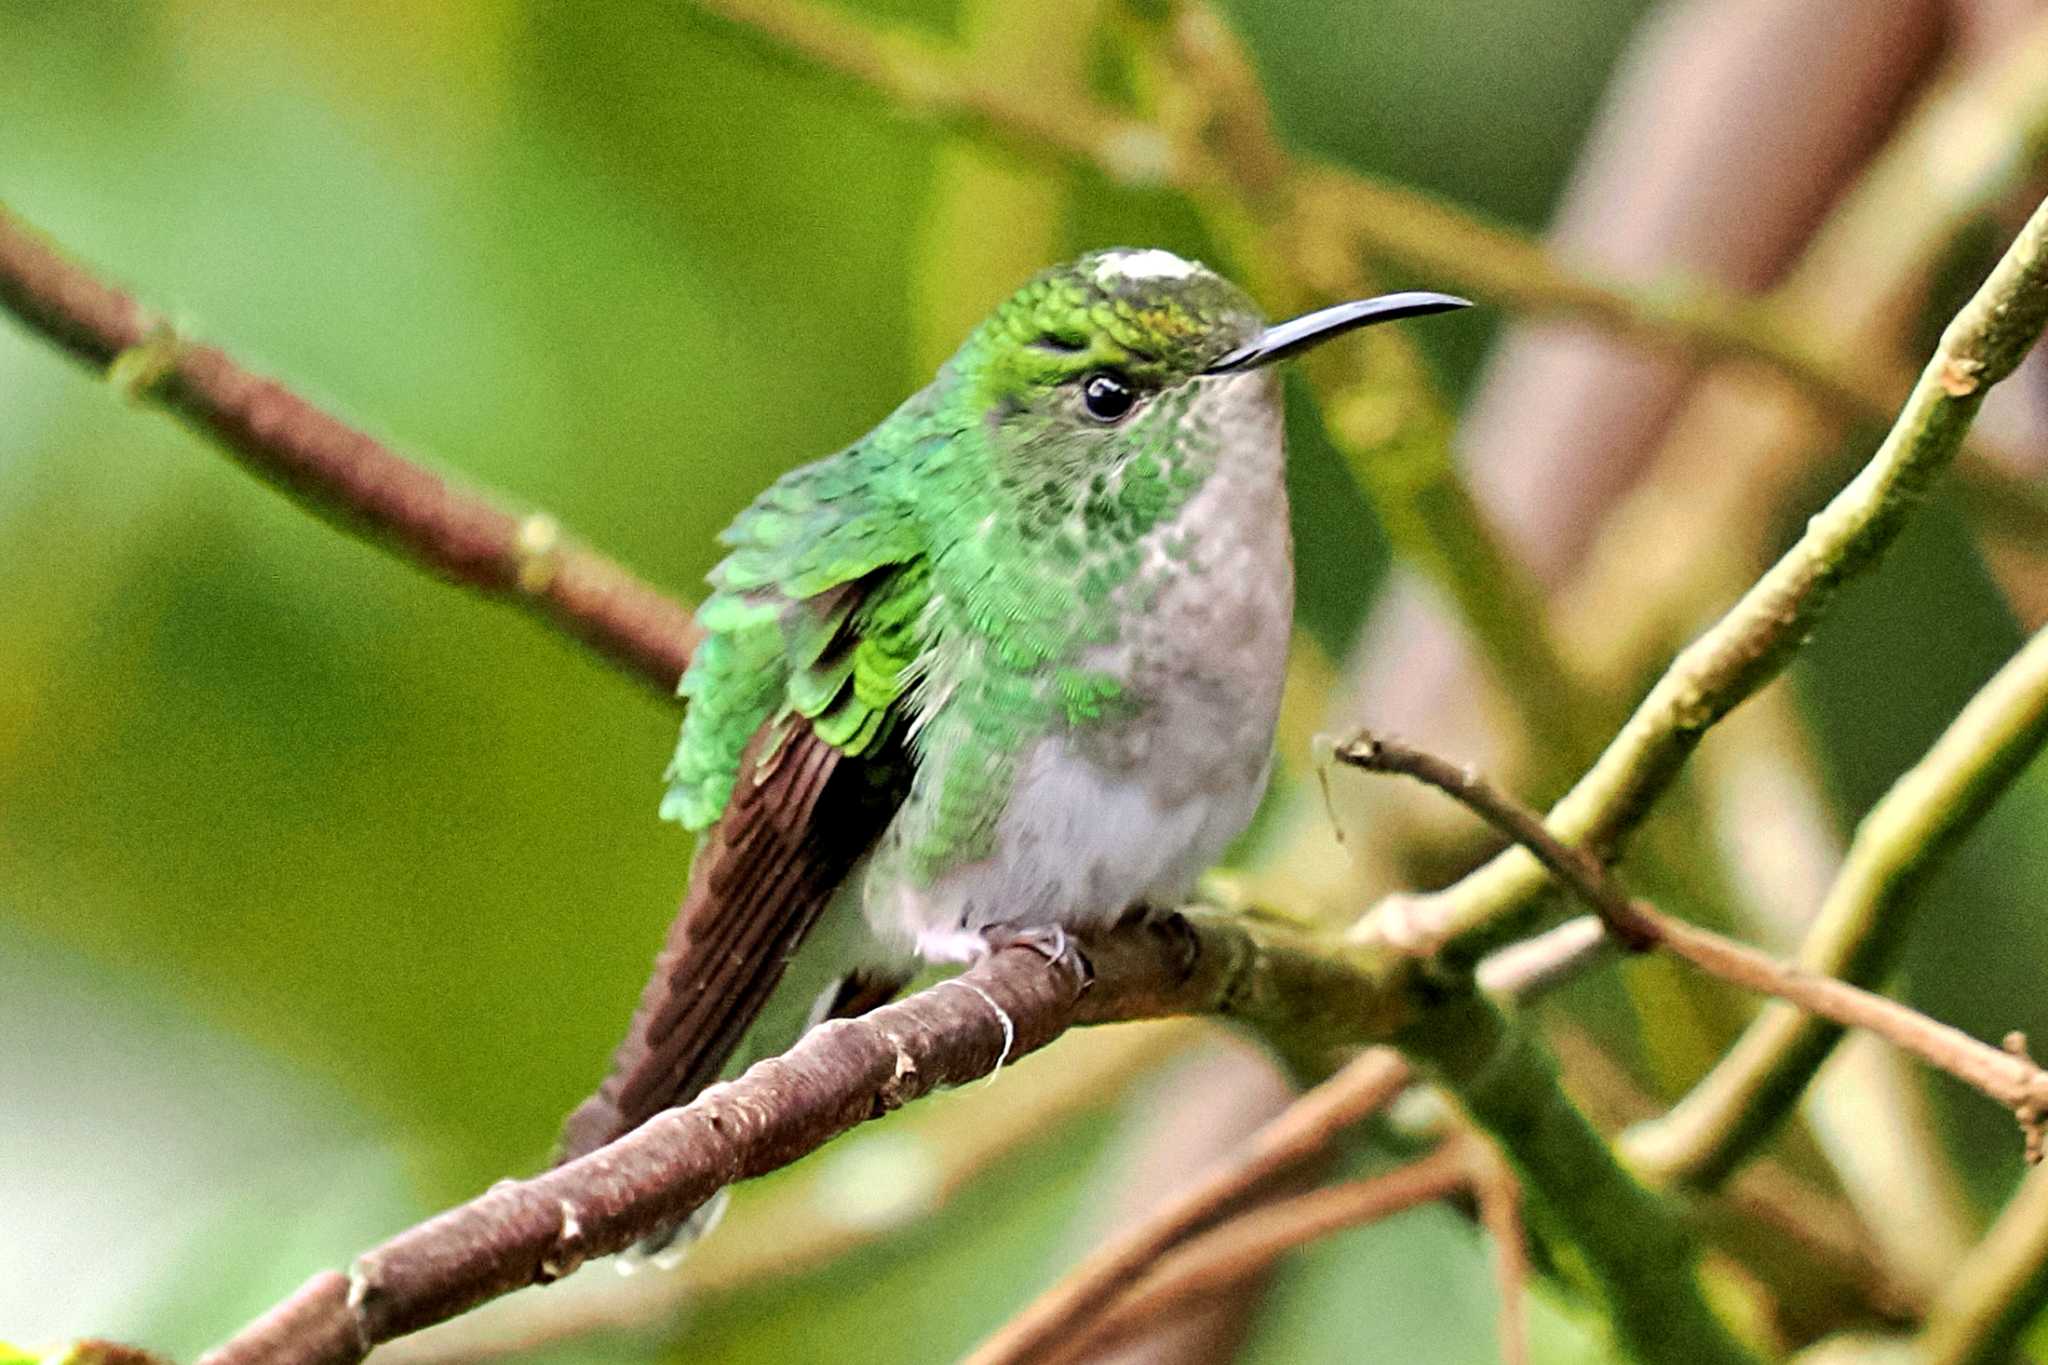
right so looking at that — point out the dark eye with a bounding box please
[1081,370,1137,423]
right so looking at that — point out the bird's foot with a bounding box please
[1154,909,1203,982]
[1113,903,1201,982]
[985,924,1095,993]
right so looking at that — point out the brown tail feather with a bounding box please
[555,721,902,1166]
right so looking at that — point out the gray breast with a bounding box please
[1082,369,1295,800]
[884,369,1295,958]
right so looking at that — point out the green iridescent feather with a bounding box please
[660,437,927,833]
[664,251,1260,885]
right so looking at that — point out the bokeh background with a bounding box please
[7,2,2048,1362]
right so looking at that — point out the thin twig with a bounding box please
[963,1047,1413,1365]
[1334,735,1660,951]
[970,893,1730,1365]
[1049,1144,1473,1365]
[971,892,1667,1365]
[196,912,1413,1365]
[1468,1141,1530,1365]
[1631,621,2048,1190]
[0,203,702,696]
[1363,188,2048,963]
[1334,731,2048,1158]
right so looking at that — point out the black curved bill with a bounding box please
[1203,291,1471,374]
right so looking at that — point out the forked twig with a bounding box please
[1332,731,2048,1160]
[964,1048,1413,1365]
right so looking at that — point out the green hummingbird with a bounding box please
[557,248,1466,1181]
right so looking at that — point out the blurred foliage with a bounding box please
[20,1,2048,1363]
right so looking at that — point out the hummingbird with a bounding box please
[557,248,1467,1185]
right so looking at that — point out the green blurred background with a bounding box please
[9,2,2042,1361]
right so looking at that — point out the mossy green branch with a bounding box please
[1630,621,2048,1190]
[1399,992,1762,1365]
[1366,190,2048,964]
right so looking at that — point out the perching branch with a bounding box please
[196,855,1748,1365]
[0,203,702,697]
[195,912,1412,1365]
[375,1028,1198,1365]
[1369,186,2048,963]
[7,118,1727,1365]
[972,882,1729,1365]
[1631,621,2048,1190]
[1333,731,2048,1158]
[15,12,2048,1360]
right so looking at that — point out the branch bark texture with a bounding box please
[0,203,702,695]
[1339,731,2048,1158]
[1632,620,2048,1188]
[195,914,1405,1365]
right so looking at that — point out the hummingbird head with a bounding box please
[938,248,1466,477]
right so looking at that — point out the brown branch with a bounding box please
[0,202,702,696]
[1333,735,1662,952]
[196,912,1411,1365]
[1629,621,2048,1190]
[964,1047,1413,1365]
[1049,1143,1473,1365]
[375,1026,1198,1365]
[970,905,1629,1365]
[973,845,1733,1365]
[1469,1140,1531,1365]
[1333,730,2048,1157]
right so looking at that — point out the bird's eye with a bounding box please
[1081,370,1137,423]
